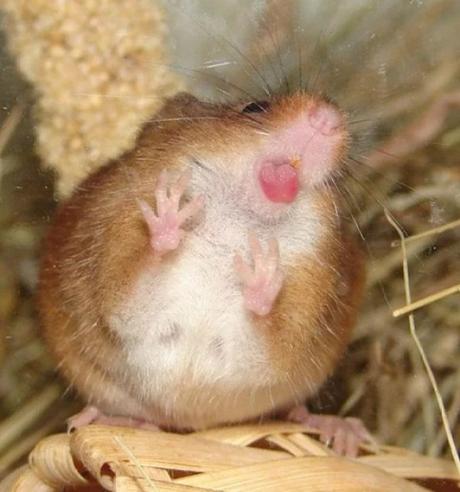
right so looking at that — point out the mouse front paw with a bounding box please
[138,169,204,256]
[234,233,284,316]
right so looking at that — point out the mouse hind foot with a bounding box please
[67,405,159,433]
[287,405,374,457]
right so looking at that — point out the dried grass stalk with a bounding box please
[0,104,24,155]
[0,385,61,456]
[393,283,460,318]
[386,210,460,473]
[0,410,69,477]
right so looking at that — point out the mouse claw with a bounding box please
[139,170,203,256]
[67,405,101,433]
[235,234,283,316]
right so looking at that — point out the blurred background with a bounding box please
[0,0,459,478]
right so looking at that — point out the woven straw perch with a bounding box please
[0,422,458,491]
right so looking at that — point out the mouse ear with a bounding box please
[167,92,200,107]
[156,92,203,118]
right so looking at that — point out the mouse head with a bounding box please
[147,91,350,217]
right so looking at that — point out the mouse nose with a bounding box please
[308,103,343,136]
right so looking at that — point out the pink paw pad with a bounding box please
[308,104,342,136]
[288,405,374,457]
[234,233,284,316]
[138,170,204,256]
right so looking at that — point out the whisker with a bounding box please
[305,24,329,96]
[201,60,235,69]
[348,155,415,192]
[343,166,388,210]
[347,118,376,126]
[258,6,290,94]
[371,147,401,161]
[152,61,262,103]
[330,175,398,321]
[296,25,304,89]
[335,170,404,316]
[72,92,162,101]
[342,167,406,237]
[323,180,341,221]
[148,116,220,123]
[329,176,366,242]
[166,0,273,97]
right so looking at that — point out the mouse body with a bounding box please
[38,92,365,445]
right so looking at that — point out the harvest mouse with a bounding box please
[38,91,369,456]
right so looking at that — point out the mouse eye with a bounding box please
[242,101,270,113]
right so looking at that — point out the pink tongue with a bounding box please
[259,162,299,203]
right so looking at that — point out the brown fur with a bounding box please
[253,190,365,397]
[37,91,364,425]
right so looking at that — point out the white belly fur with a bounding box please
[108,195,323,428]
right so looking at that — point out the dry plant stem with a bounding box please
[384,209,460,475]
[0,384,61,455]
[429,387,460,457]
[367,60,458,125]
[113,437,159,491]
[339,381,367,417]
[442,126,460,147]
[392,218,460,247]
[369,90,460,167]
[113,435,170,485]
[0,408,71,476]
[0,104,24,155]
[393,283,460,317]
[366,236,433,288]
[387,184,460,215]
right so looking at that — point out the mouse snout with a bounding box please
[256,97,348,201]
